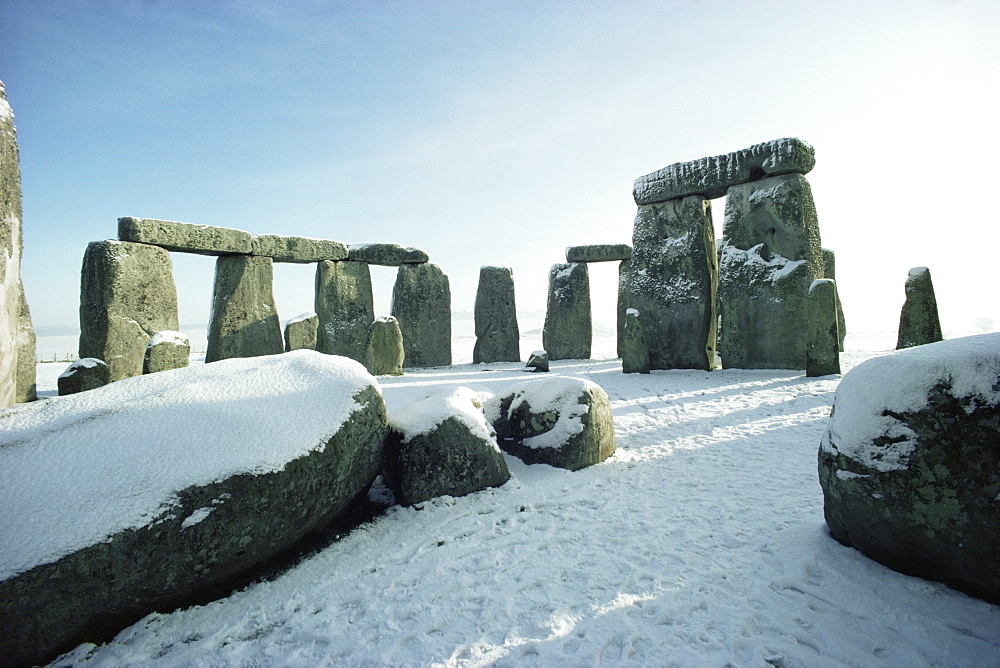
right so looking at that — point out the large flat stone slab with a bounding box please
[251,234,348,263]
[118,217,252,256]
[348,243,429,266]
[633,137,815,205]
[565,244,632,263]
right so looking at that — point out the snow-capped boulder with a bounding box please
[818,334,1000,603]
[0,350,388,667]
[143,330,190,374]
[284,312,318,352]
[57,357,110,395]
[383,387,510,505]
[487,377,616,471]
[525,349,549,373]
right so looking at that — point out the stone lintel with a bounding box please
[633,137,815,205]
[251,234,348,263]
[348,243,429,266]
[565,244,632,263]
[118,217,253,256]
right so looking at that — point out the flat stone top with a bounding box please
[119,217,252,256]
[348,243,429,266]
[565,244,632,263]
[251,234,348,263]
[633,138,815,205]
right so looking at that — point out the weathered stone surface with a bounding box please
[806,279,840,377]
[718,174,824,369]
[525,350,549,372]
[633,137,816,205]
[542,263,591,361]
[206,255,283,362]
[383,387,510,505]
[896,267,943,350]
[565,244,632,263]
[823,248,847,352]
[79,240,180,381]
[1,81,23,409]
[620,309,650,374]
[628,195,717,370]
[365,316,404,376]
[57,358,110,395]
[486,377,615,471]
[818,334,1000,603]
[348,243,429,266]
[0,352,388,666]
[315,260,374,364]
[251,234,348,263]
[118,217,252,256]
[16,281,35,402]
[391,263,451,368]
[284,313,318,352]
[616,259,630,358]
[143,331,190,374]
[473,265,520,363]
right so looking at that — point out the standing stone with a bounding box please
[284,313,319,352]
[629,195,718,370]
[1,81,23,409]
[206,255,283,362]
[542,263,591,361]
[365,316,404,376]
[807,279,840,377]
[473,265,520,363]
[79,240,179,381]
[823,248,847,352]
[896,267,943,349]
[143,331,190,374]
[57,358,111,395]
[315,260,374,363]
[718,173,824,369]
[391,263,452,368]
[16,281,36,402]
[620,309,650,374]
[616,259,630,358]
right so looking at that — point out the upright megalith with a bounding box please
[473,265,520,364]
[391,263,452,368]
[543,263,591,361]
[620,309,650,374]
[206,255,283,362]
[1,81,23,409]
[16,281,36,402]
[896,267,943,349]
[143,331,190,374]
[823,248,847,352]
[616,259,630,358]
[718,173,824,369]
[315,260,374,363]
[365,316,404,376]
[806,279,840,377]
[284,313,318,352]
[79,240,179,381]
[628,195,717,370]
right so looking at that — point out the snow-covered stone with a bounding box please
[487,377,615,470]
[565,244,632,263]
[0,351,388,666]
[525,349,549,372]
[391,263,452,368]
[251,234,347,263]
[806,279,840,377]
[543,263,591,361]
[365,316,404,376]
[620,309,650,374]
[16,280,35,402]
[383,387,510,505]
[315,260,374,364]
[0,80,22,409]
[896,266,943,349]
[633,137,815,205]
[79,240,179,380]
[348,243,429,266]
[143,330,190,374]
[473,265,520,364]
[118,217,252,256]
[206,255,283,362]
[818,334,1000,603]
[56,357,110,395]
[284,312,318,352]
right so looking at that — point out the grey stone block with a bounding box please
[251,234,348,263]
[16,281,35,402]
[896,267,943,349]
[543,263,591,361]
[806,279,840,377]
[473,266,520,363]
[565,244,632,263]
[315,260,374,363]
[525,350,549,373]
[118,217,252,256]
[620,309,650,374]
[348,243,429,266]
[57,358,110,395]
[365,316,404,376]
[391,263,451,368]
[0,81,23,409]
[143,331,190,374]
[206,255,283,362]
[822,248,847,352]
[284,313,318,352]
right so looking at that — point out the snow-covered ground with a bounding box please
[31,340,1000,666]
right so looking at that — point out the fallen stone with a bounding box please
[118,217,252,256]
[348,243,429,266]
[486,376,615,471]
[818,334,1000,603]
[391,263,452,368]
[284,312,318,352]
[633,137,816,205]
[79,240,180,381]
[0,351,387,667]
[365,316,404,376]
[143,331,190,374]
[896,267,943,349]
[16,281,36,402]
[383,387,510,505]
[565,244,632,263]
[628,195,718,370]
[717,174,824,369]
[206,254,283,362]
[620,309,650,374]
[1,81,23,409]
[57,358,110,395]
[806,279,840,377]
[251,234,348,263]
[822,248,847,352]
[542,263,591,361]
[315,260,375,364]
[525,350,549,372]
[473,265,520,363]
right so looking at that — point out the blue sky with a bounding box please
[3,0,999,336]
